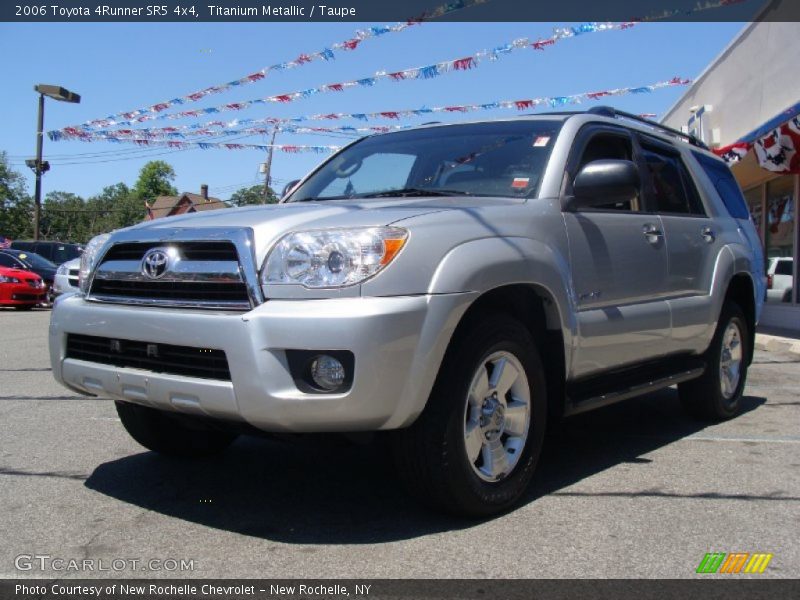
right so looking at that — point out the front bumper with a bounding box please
[49,292,474,432]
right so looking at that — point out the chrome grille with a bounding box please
[88,239,254,310]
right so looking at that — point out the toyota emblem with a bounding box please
[141,247,171,279]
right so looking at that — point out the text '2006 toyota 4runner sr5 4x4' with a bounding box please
[50,107,765,516]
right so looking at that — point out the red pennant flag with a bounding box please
[453,57,475,70]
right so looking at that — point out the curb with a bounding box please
[755,333,800,357]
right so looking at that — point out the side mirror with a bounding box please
[281,179,301,199]
[568,159,640,211]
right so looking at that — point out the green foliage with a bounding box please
[132,160,177,201]
[229,184,277,206]
[0,152,34,239]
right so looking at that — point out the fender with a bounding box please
[427,236,577,372]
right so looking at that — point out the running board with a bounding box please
[565,357,706,416]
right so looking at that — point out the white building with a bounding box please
[662,3,800,332]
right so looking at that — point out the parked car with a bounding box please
[0,266,46,309]
[766,257,794,303]
[49,107,764,516]
[0,249,57,303]
[53,258,81,297]
[10,240,83,266]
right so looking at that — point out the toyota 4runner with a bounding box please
[50,107,765,516]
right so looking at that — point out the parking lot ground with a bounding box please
[1,309,799,579]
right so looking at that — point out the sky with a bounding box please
[0,19,745,201]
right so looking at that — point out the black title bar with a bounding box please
[3,0,800,22]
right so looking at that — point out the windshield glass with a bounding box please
[288,120,563,202]
[13,251,56,270]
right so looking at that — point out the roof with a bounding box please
[148,192,226,219]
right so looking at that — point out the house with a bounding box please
[661,4,800,332]
[147,184,228,220]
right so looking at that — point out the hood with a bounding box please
[124,196,525,262]
[0,266,40,281]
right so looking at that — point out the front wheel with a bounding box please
[115,401,238,457]
[678,301,749,421]
[392,314,547,517]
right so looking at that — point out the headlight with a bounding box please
[79,233,112,293]
[56,263,69,275]
[262,227,408,289]
[0,275,20,283]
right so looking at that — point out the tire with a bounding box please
[14,305,35,311]
[115,401,238,457]
[392,314,547,517]
[678,301,749,421]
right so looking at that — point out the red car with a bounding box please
[0,266,46,310]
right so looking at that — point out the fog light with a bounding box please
[310,354,346,391]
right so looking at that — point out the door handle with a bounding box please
[701,226,716,243]
[642,223,663,244]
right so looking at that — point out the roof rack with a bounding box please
[586,106,709,149]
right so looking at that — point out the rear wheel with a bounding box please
[115,401,237,457]
[392,314,547,517]
[678,301,749,421]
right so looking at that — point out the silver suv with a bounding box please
[49,108,765,516]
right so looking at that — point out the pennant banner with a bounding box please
[53,22,635,133]
[64,0,491,131]
[64,137,341,153]
[50,78,691,142]
[716,116,800,174]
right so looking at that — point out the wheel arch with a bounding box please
[443,283,569,422]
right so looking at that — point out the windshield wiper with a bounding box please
[360,188,474,198]
[295,188,480,202]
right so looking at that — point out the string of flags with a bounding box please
[52,0,743,138]
[66,0,491,131]
[53,22,638,134]
[66,137,341,153]
[49,78,691,142]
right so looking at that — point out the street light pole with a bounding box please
[29,84,80,241]
[33,92,45,241]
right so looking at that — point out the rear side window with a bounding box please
[641,144,705,215]
[776,260,793,275]
[692,151,750,219]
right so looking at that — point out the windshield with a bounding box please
[11,251,56,270]
[288,120,563,202]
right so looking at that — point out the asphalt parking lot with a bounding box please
[1,308,798,579]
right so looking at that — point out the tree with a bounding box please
[230,184,277,206]
[0,152,34,239]
[132,160,177,201]
[86,183,138,234]
[41,191,87,241]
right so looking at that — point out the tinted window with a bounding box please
[776,260,793,276]
[52,244,82,264]
[692,151,750,219]
[10,242,34,252]
[7,250,56,269]
[642,145,704,215]
[576,133,637,211]
[0,253,23,268]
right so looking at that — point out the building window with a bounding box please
[765,176,795,304]
[744,187,763,243]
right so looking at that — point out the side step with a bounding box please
[565,355,706,416]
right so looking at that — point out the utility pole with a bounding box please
[262,126,278,203]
